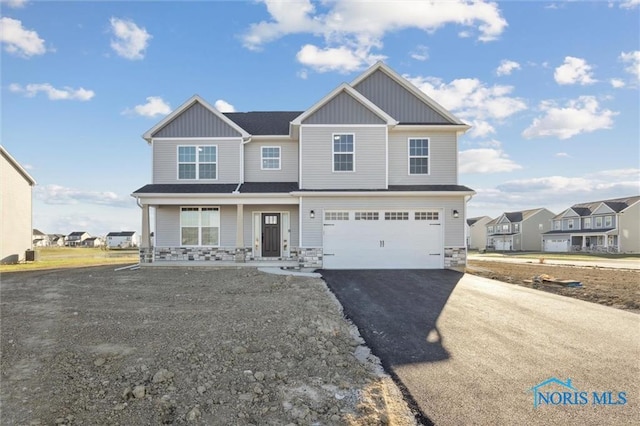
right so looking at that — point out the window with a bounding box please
[261,146,281,170]
[605,216,612,227]
[595,217,603,228]
[514,223,520,232]
[180,207,220,246]
[502,224,510,232]
[325,212,349,221]
[178,146,217,180]
[333,134,354,172]
[355,212,379,221]
[554,221,561,230]
[568,219,574,229]
[488,226,494,233]
[385,212,409,220]
[584,217,591,229]
[415,212,439,221]
[408,138,429,174]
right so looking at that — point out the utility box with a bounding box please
[25,250,38,262]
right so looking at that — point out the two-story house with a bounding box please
[66,231,90,247]
[106,231,139,248]
[485,208,555,251]
[542,196,640,253]
[132,62,475,269]
[466,216,492,250]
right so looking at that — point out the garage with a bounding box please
[494,239,512,251]
[544,238,569,252]
[322,209,443,269]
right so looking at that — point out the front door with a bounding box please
[262,213,281,257]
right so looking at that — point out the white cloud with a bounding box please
[214,99,236,112]
[123,96,171,118]
[555,152,570,158]
[406,75,527,137]
[459,147,522,174]
[109,17,151,60]
[619,0,639,9]
[620,51,640,80]
[496,59,521,76]
[610,78,626,88]
[9,83,95,101]
[522,96,617,140]
[243,0,507,72]
[410,45,429,61]
[554,56,597,85]
[35,184,134,208]
[1,0,28,8]
[0,17,46,57]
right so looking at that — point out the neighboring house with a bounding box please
[132,62,475,269]
[542,195,640,253]
[1,146,36,264]
[106,231,139,248]
[466,216,492,250]
[82,237,103,247]
[49,234,66,246]
[486,208,555,251]
[66,231,90,247]
[33,228,49,247]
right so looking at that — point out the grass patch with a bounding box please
[0,247,139,273]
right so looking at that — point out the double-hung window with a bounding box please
[261,146,281,170]
[178,146,217,180]
[333,134,354,172]
[604,216,612,227]
[180,207,220,246]
[409,138,429,174]
[584,218,591,228]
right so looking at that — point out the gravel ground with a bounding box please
[0,266,416,425]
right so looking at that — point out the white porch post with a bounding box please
[236,204,244,248]
[141,204,151,249]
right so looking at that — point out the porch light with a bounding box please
[310,210,315,219]
[452,209,460,219]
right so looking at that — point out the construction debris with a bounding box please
[525,274,583,288]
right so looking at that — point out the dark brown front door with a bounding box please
[262,213,281,257]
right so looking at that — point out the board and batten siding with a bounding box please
[153,103,241,138]
[244,140,298,182]
[155,205,237,247]
[300,126,386,189]
[388,129,458,185]
[354,69,452,124]
[242,205,299,248]
[302,92,386,125]
[300,196,465,248]
[153,139,241,184]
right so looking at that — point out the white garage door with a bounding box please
[494,240,512,251]
[323,210,443,269]
[544,239,569,252]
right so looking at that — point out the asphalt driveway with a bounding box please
[321,270,640,426]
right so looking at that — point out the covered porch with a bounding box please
[570,231,618,253]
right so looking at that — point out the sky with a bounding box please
[1,0,639,236]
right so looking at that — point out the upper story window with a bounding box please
[333,134,354,172]
[595,216,603,228]
[584,217,591,228]
[605,215,612,227]
[514,223,520,232]
[568,219,574,229]
[180,207,219,246]
[488,226,494,233]
[502,224,510,232]
[408,138,429,175]
[261,146,281,170]
[178,145,217,180]
[554,221,561,230]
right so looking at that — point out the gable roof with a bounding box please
[1,145,36,186]
[68,231,88,236]
[466,216,491,226]
[33,228,46,236]
[487,208,546,225]
[224,111,301,135]
[551,195,640,219]
[291,83,397,126]
[142,95,250,142]
[350,61,466,126]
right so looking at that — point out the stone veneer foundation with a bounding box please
[444,246,467,269]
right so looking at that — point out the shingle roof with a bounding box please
[552,195,640,219]
[107,231,136,237]
[68,231,88,236]
[487,208,545,225]
[133,183,473,194]
[223,112,302,136]
[33,228,45,235]
[133,184,239,194]
[295,185,474,192]
[543,228,616,235]
[239,182,299,193]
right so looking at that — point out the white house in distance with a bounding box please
[33,229,49,247]
[106,231,139,248]
[82,236,103,248]
[1,145,36,264]
[485,208,555,251]
[66,231,90,247]
[542,195,640,253]
[466,216,492,250]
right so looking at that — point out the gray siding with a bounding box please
[244,140,298,182]
[303,92,386,125]
[300,196,465,247]
[300,126,386,189]
[522,210,555,251]
[1,152,33,263]
[619,202,640,252]
[153,139,241,184]
[153,103,242,138]
[155,205,237,247]
[242,205,299,247]
[354,69,452,124]
[388,129,458,185]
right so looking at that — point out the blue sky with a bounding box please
[1,0,639,236]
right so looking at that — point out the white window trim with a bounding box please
[407,137,430,175]
[180,206,220,247]
[584,217,591,229]
[260,145,281,170]
[604,215,612,227]
[332,133,355,173]
[595,216,603,228]
[177,145,218,181]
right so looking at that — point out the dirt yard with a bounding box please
[467,260,640,313]
[0,267,416,425]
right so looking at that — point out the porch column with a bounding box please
[604,234,608,248]
[236,204,244,248]
[141,204,151,249]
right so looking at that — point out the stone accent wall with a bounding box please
[297,247,323,269]
[147,247,251,262]
[444,246,466,270]
[139,247,153,264]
